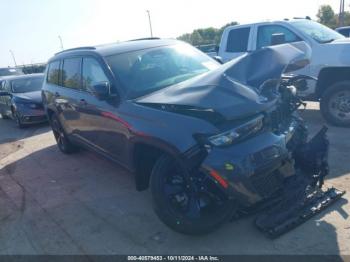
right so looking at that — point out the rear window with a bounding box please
[47,61,61,85]
[0,68,24,77]
[226,27,250,52]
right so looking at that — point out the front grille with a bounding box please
[250,171,283,198]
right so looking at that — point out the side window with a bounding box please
[82,57,109,91]
[47,61,61,85]
[257,25,301,49]
[226,27,250,53]
[62,58,81,90]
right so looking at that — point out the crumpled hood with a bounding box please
[136,43,309,121]
[13,91,42,104]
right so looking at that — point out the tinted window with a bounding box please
[226,27,250,52]
[338,29,350,37]
[62,58,81,89]
[47,61,61,85]
[82,57,109,91]
[11,76,44,93]
[257,25,301,49]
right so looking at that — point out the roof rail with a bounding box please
[293,16,311,20]
[55,46,96,55]
[128,37,161,42]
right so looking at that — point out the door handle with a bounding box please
[79,99,88,106]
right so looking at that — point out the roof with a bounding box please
[0,73,44,81]
[51,39,180,60]
[223,18,311,31]
[336,26,350,30]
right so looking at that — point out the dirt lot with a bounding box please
[0,102,349,255]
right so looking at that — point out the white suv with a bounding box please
[218,19,350,126]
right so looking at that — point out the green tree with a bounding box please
[190,31,204,46]
[177,21,238,46]
[317,5,337,29]
[335,11,350,27]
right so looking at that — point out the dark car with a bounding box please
[0,67,24,77]
[41,39,331,235]
[0,73,46,127]
[336,26,350,37]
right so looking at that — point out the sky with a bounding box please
[0,0,347,67]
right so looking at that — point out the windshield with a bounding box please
[11,76,44,93]
[0,68,24,77]
[105,43,220,98]
[290,20,345,43]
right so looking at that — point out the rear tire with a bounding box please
[150,155,236,235]
[320,81,350,127]
[50,114,78,154]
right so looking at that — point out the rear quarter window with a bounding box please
[226,27,250,52]
[47,61,61,85]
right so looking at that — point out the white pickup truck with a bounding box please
[217,19,350,126]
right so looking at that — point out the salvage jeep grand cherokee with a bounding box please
[42,39,344,236]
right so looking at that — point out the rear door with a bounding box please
[59,57,84,136]
[219,26,252,63]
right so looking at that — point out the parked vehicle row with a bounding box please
[40,39,344,235]
[215,19,350,126]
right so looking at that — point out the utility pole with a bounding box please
[58,35,64,50]
[9,50,17,67]
[146,10,153,37]
[339,0,345,27]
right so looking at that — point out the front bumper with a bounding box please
[17,108,47,124]
[200,121,299,207]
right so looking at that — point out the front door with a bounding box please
[77,56,128,163]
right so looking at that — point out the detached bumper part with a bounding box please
[255,127,346,238]
[255,185,345,238]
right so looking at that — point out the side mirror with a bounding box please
[271,33,286,46]
[213,56,224,64]
[90,82,110,100]
[0,91,11,97]
[215,45,219,53]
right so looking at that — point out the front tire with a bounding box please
[150,155,236,235]
[320,81,350,127]
[13,111,25,128]
[50,114,78,154]
[0,112,10,120]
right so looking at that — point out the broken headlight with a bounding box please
[199,115,264,147]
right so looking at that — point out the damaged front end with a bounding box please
[138,42,345,236]
[186,43,345,237]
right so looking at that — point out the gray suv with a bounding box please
[42,39,332,235]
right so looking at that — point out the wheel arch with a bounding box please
[132,139,184,192]
[316,67,350,98]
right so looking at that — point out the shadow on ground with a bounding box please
[0,140,347,255]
